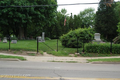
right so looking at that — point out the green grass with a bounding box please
[80,53,120,57]
[0,55,26,61]
[0,40,77,56]
[0,40,120,57]
[28,53,36,56]
[87,58,120,62]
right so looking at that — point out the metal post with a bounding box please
[83,41,84,53]
[9,36,10,50]
[37,37,39,53]
[77,37,78,53]
[110,41,112,54]
[56,12,58,52]
[57,39,58,52]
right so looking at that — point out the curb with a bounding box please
[0,58,20,61]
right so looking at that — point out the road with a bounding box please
[0,61,120,80]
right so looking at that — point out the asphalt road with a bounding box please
[0,61,120,80]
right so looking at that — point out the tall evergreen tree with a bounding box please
[94,0,118,41]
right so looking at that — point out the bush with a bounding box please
[85,43,120,54]
[60,28,94,48]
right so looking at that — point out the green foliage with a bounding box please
[117,22,120,33]
[112,44,120,54]
[113,22,120,44]
[85,43,120,54]
[60,28,94,48]
[81,53,120,57]
[0,0,57,39]
[11,35,18,40]
[0,40,77,54]
[40,51,44,55]
[115,2,120,22]
[87,58,120,62]
[28,53,36,56]
[0,55,26,61]
[78,8,95,28]
[95,0,118,41]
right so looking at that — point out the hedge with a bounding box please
[85,43,120,54]
[60,28,94,48]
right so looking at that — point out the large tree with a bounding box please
[115,1,120,22]
[0,0,57,39]
[55,9,69,38]
[94,0,118,41]
[78,8,95,28]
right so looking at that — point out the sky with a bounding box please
[57,0,120,15]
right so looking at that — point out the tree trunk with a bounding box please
[19,27,24,39]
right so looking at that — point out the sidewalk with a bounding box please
[0,52,120,63]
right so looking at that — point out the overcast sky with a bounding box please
[57,0,120,15]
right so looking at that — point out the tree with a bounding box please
[94,0,118,41]
[115,1,120,22]
[0,0,57,39]
[55,9,69,38]
[104,0,114,7]
[73,15,82,29]
[78,8,95,28]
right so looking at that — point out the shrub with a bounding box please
[112,44,120,54]
[85,43,120,54]
[60,28,94,48]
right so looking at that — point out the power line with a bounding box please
[0,2,115,8]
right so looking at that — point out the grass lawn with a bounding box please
[0,39,77,55]
[0,55,26,61]
[87,58,120,62]
[80,53,120,57]
[0,39,120,57]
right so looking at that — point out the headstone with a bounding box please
[94,33,102,42]
[11,40,17,43]
[3,37,7,43]
[37,36,42,42]
[42,32,45,42]
[37,32,45,42]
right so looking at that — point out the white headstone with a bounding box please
[11,40,17,43]
[3,37,7,43]
[94,33,101,42]
[37,36,42,42]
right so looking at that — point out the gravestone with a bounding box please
[42,32,45,42]
[37,36,42,42]
[37,32,45,42]
[11,40,17,43]
[94,33,102,42]
[3,37,7,43]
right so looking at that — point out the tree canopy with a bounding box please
[94,0,118,41]
[78,8,95,28]
[0,0,57,39]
